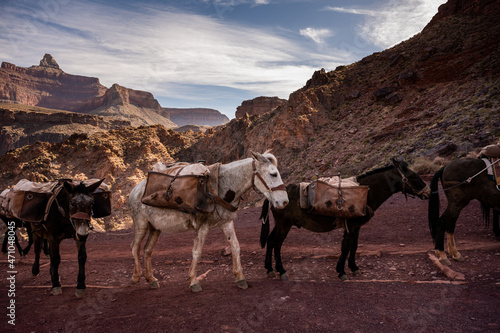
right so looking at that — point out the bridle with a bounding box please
[214,160,286,213]
[52,182,94,232]
[395,167,425,199]
[251,160,287,194]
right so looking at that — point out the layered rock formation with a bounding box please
[0,55,107,110]
[235,96,285,118]
[162,108,229,127]
[0,54,175,127]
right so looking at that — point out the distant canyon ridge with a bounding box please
[0,54,280,155]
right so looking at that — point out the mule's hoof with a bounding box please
[353,269,361,276]
[339,274,348,281]
[236,279,248,290]
[75,288,86,298]
[280,272,288,281]
[190,283,202,293]
[130,276,140,285]
[267,271,276,278]
[439,258,451,266]
[51,287,62,296]
[453,255,465,262]
[149,280,160,289]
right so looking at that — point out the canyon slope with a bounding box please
[0,0,498,228]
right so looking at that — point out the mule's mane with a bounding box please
[357,164,395,180]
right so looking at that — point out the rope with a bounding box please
[434,158,500,194]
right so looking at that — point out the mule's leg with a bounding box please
[42,239,50,257]
[130,220,149,284]
[220,221,247,289]
[22,223,34,256]
[347,226,362,276]
[49,240,63,296]
[75,237,87,298]
[13,227,25,258]
[336,228,353,281]
[447,233,464,262]
[143,224,161,289]
[32,233,42,276]
[188,224,209,292]
[264,227,276,277]
[1,232,6,254]
[271,225,292,281]
[435,203,464,265]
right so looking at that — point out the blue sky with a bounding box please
[0,0,446,119]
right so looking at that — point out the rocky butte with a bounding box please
[162,108,229,127]
[235,96,286,118]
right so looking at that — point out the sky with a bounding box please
[0,0,446,119]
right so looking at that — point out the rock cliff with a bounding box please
[235,96,286,118]
[162,108,229,127]
[0,54,175,128]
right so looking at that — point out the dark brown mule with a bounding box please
[260,159,431,281]
[428,158,500,265]
[31,179,104,297]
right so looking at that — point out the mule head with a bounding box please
[63,179,104,240]
[391,158,431,199]
[251,152,289,209]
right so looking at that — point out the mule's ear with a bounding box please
[251,151,269,163]
[86,179,104,193]
[391,157,407,171]
[63,180,76,193]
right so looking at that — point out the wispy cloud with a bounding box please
[299,28,333,44]
[326,0,446,48]
[0,1,342,110]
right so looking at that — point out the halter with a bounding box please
[213,159,287,213]
[395,167,425,199]
[52,182,94,232]
[251,160,287,194]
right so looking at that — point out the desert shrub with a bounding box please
[410,156,443,175]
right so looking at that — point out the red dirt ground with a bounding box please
[1,190,500,333]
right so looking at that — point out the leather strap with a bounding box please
[251,161,287,193]
[70,212,91,221]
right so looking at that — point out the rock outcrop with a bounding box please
[0,103,130,156]
[0,58,107,110]
[162,108,229,127]
[235,96,285,118]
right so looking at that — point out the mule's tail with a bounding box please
[481,203,491,227]
[428,167,444,242]
[260,199,270,248]
[482,204,500,237]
